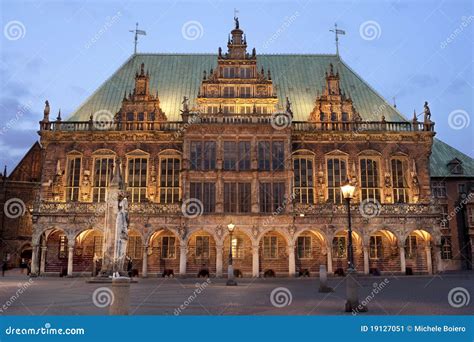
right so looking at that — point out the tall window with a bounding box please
[224,183,251,213]
[223,142,238,170]
[161,236,176,259]
[332,236,346,258]
[294,158,314,204]
[431,181,447,198]
[190,141,216,170]
[223,67,236,78]
[159,158,180,203]
[128,158,147,202]
[297,236,312,259]
[66,157,81,202]
[260,182,285,213]
[263,236,278,258]
[195,236,210,258]
[127,236,142,259]
[240,68,252,78]
[232,237,244,258]
[360,158,380,201]
[391,159,407,203]
[190,182,215,213]
[258,141,284,171]
[369,236,383,259]
[441,236,452,260]
[93,157,114,202]
[327,158,347,204]
[405,235,417,259]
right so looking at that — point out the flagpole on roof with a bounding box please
[330,23,345,56]
[129,22,147,55]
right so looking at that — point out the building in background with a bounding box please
[1,19,473,277]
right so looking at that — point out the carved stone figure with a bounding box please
[43,100,50,122]
[81,171,91,201]
[113,194,129,277]
[51,160,63,201]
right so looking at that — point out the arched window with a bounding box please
[391,159,407,203]
[360,158,380,201]
[159,157,181,203]
[293,157,314,204]
[327,158,347,204]
[93,157,114,202]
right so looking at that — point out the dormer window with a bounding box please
[447,158,463,175]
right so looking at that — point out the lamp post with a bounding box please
[226,223,237,286]
[340,180,366,312]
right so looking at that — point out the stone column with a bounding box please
[40,246,47,274]
[179,241,187,277]
[31,244,40,275]
[399,244,406,274]
[142,245,148,278]
[67,241,74,277]
[215,243,223,277]
[252,244,259,277]
[326,245,333,274]
[288,242,296,277]
[425,246,433,275]
[363,244,369,275]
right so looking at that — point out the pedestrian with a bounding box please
[26,260,31,276]
[2,261,7,276]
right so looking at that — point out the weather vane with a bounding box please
[330,23,345,56]
[129,22,147,55]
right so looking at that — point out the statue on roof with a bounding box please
[286,97,293,118]
[182,96,189,113]
[234,16,239,29]
[423,101,431,122]
[43,100,50,122]
[140,63,145,76]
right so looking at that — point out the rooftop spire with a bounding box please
[329,23,346,56]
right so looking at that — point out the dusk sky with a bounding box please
[1,0,472,172]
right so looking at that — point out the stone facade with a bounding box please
[1,19,471,277]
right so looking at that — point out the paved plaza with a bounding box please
[0,271,472,316]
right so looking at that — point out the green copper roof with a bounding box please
[67,53,406,122]
[430,139,474,178]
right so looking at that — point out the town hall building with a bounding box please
[1,19,473,278]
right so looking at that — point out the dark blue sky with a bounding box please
[1,0,472,172]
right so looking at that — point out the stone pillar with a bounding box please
[179,241,187,277]
[31,244,40,275]
[142,245,148,278]
[110,277,130,315]
[363,244,369,275]
[67,241,74,277]
[288,242,296,277]
[216,243,223,277]
[425,246,433,275]
[399,245,406,274]
[252,244,259,277]
[326,245,333,274]
[40,246,47,274]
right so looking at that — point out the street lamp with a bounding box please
[340,180,366,313]
[226,223,237,286]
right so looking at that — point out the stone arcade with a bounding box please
[5,19,473,278]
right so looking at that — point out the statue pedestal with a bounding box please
[109,276,131,315]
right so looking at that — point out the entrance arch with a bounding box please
[222,229,253,277]
[332,229,363,274]
[258,230,289,276]
[405,229,433,274]
[187,230,216,276]
[294,229,328,275]
[368,229,399,274]
[73,228,104,275]
[148,229,180,276]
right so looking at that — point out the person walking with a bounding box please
[2,261,7,276]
